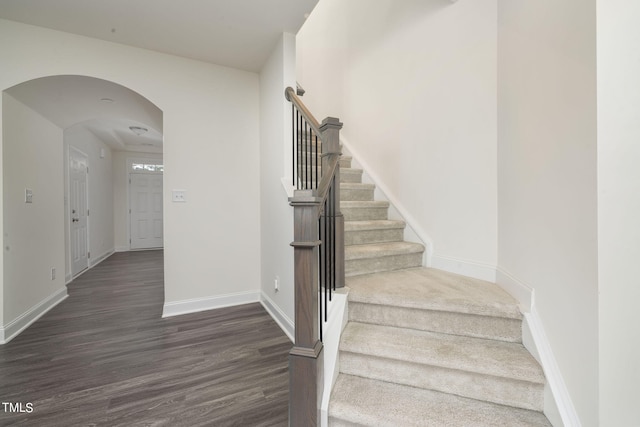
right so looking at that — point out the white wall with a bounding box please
[64,124,115,279]
[2,93,66,327]
[596,1,640,425]
[497,1,598,425]
[296,0,498,279]
[0,19,261,323]
[113,151,164,252]
[259,33,297,339]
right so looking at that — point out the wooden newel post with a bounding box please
[289,194,324,426]
[320,117,345,288]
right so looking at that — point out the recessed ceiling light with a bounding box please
[100,97,114,103]
[129,126,148,136]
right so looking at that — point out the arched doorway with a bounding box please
[2,75,163,341]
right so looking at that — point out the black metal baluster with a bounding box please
[315,134,319,188]
[292,105,295,188]
[296,111,301,189]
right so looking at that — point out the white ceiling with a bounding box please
[0,0,317,72]
[0,0,317,153]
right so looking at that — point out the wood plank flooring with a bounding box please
[0,251,290,426]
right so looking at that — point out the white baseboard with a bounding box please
[321,289,349,427]
[0,287,68,344]
[162,290,260,318]
[340,137,434,262]
[524,306,581,427]
[430,255,497,283]
[115,245,129,252]
[260,292,294,342]
[495,267,534,312]
[496,268,579,427]
[89,249,115,268]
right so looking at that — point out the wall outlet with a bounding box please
[51,267,56,280]
[172,190,187,203]
[274,276,279,292]
[25,188,33,203]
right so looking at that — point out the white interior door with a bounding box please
[70,147,89,276]
[130,173,163,249]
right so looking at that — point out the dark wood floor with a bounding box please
[0,251,290,426]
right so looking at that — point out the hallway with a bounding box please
[0,251,290,426]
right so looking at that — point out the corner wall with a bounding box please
[259,33,297,339]
[596,1,640,425]
[497,1,598,425]
[296,0,498,279]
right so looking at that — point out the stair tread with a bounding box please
[345,267,522,320]
[340,182,374,189]
[330,375,552,427]
[342,200,389,208]
[341,322,545,384]
[345,242,424,260]
[344,220,405,231]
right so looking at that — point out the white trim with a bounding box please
[89,249,115,268]
[115,245,130,253]
[280,176,295,198]
[161,290,260,318]
[320,289,349,427]
[340,136,434,263]
[260,292,294,342]
[496,267,534,312]
[495,268,580,427]
[525,306,582,427]
[431,254,497,283]
[0,287,68,344]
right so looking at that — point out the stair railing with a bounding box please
[285,87,345,426]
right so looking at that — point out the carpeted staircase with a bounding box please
[328,153,553,426]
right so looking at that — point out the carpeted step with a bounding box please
[329,375,552,427]
[339,168,362,183]
[339,155,352,168]
[296,167,364,184]
[345,267,523,342]
[345,220,406,245]
[342,201,389,221]
[339,322,545,411]
[340,183,375,201]
[345,242,424,276]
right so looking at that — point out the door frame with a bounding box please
[67,145,90,278]
[126,157,164,251]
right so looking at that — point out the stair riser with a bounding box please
[342,207,388,221]
[348,302,523,343]
[345,228,405,246]
[340,157,352,168]
[341,187,374,201]
[346,253,423,277]
[339,352,544,412]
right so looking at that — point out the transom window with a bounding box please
[131,162,164,172]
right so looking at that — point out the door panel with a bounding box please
[130,173,163,249]
[70,147,89,276]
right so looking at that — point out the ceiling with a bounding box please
[0,0,318,153]
[0,0,318,72]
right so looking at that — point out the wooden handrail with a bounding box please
[285,87,322,135]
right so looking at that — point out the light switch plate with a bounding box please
[25,188,33,203]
